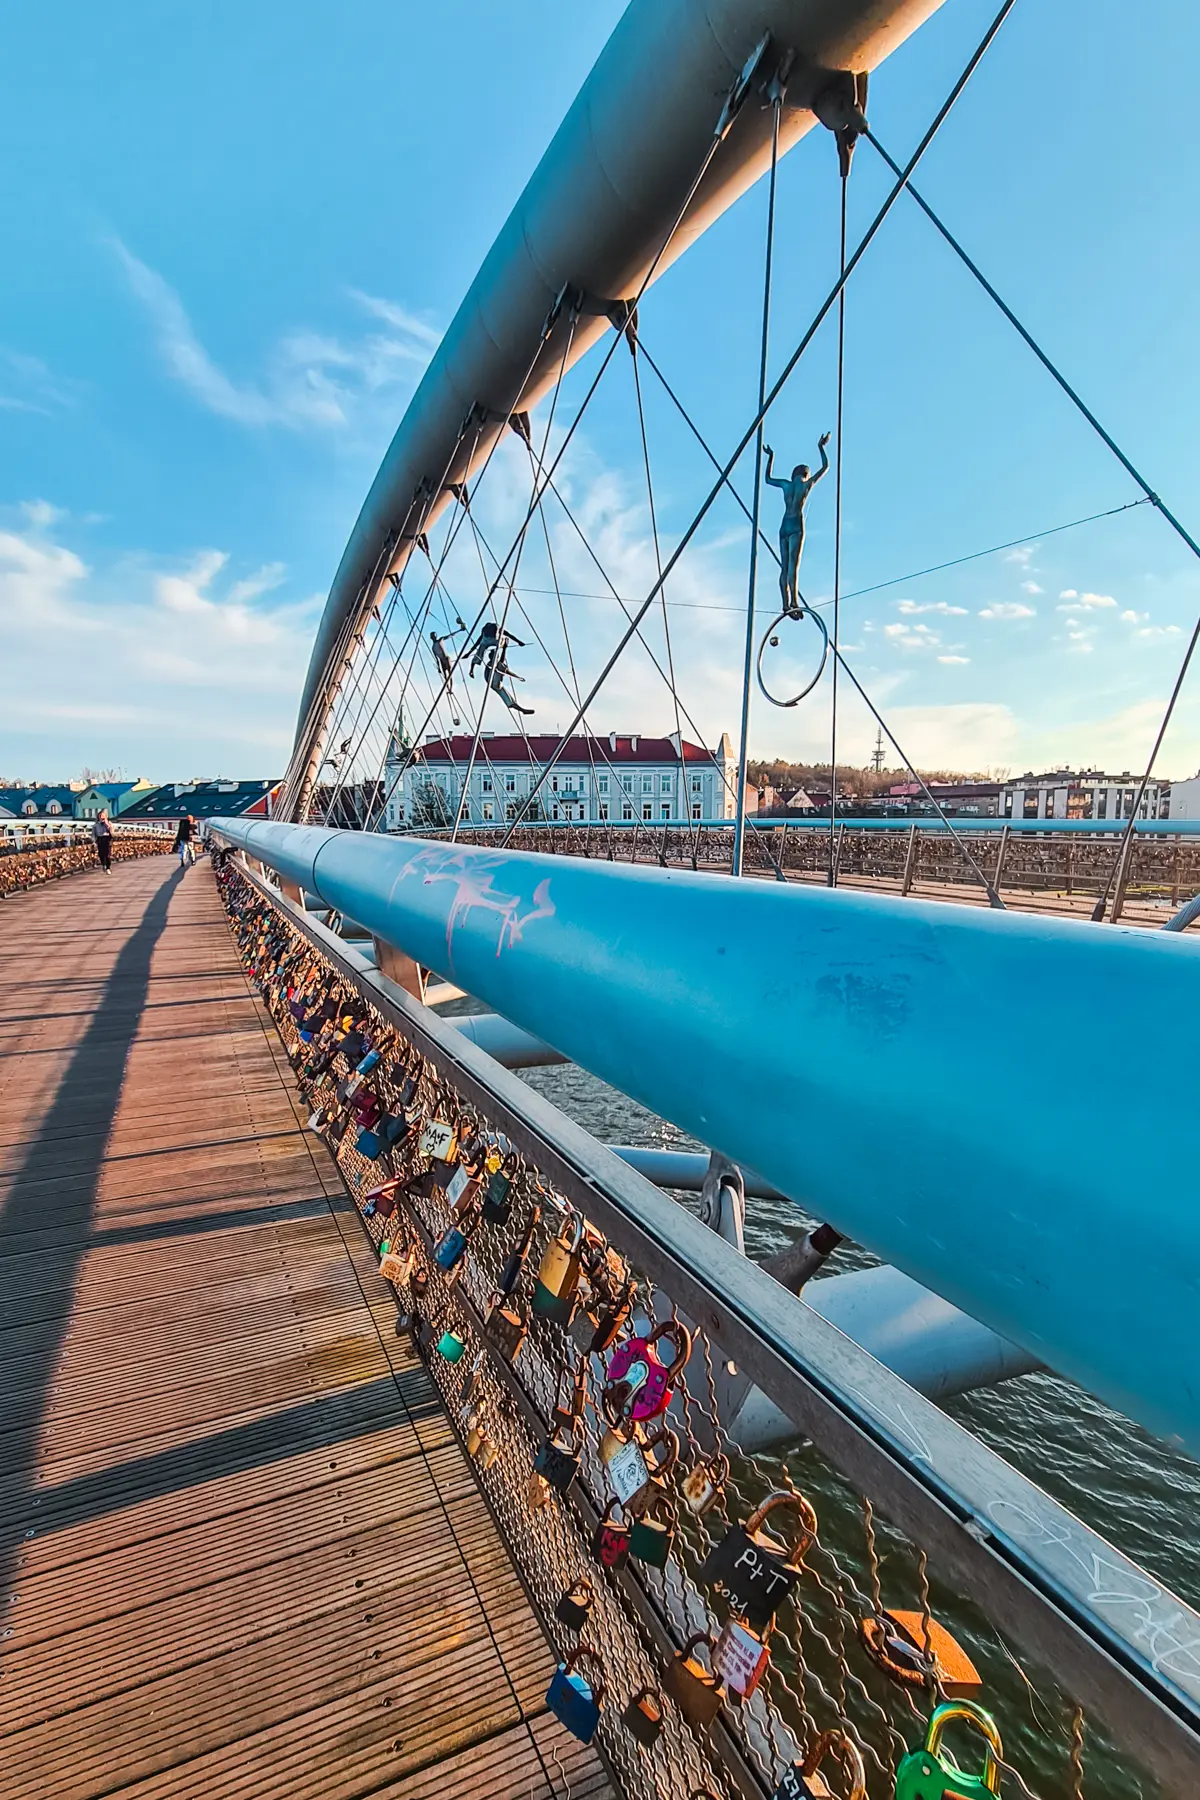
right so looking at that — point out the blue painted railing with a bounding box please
[215,818,1200,1459]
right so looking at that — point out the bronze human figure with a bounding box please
[764,432,830,616]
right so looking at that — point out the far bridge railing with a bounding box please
[414,819,1200,921]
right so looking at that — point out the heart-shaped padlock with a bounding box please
[604,1320,692,1422]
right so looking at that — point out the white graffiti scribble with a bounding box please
[397,846,555,961]
[988,1499,1200,1691]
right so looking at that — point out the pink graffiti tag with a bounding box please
[396,848,555,960]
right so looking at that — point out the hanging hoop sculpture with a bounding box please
[756,605,830,708]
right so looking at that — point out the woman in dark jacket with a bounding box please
[92,809,114,873]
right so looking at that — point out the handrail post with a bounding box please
[901,822,920,895]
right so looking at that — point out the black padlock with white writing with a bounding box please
[699,1489,817,1632]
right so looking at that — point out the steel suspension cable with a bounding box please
[829,161,849,887]
[732,93,780,879]
[635,344,1150,615]
[500,0,1020,847]
[451,317,578,840]
[463,486,643,849]
[627,324,702,863]
[527,455,747,823]
[863,125,1200,919]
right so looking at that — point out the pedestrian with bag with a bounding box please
[92,809,114,874]
[173,813,197,868]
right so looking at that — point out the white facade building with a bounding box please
[1166,773,1200,820]
[998,770,1169,823]
[383,731,736,831]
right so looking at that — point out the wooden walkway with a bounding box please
[0,856,611,1800]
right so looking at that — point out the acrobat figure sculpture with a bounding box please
[764,432,831,617]
[466,619,525,679]
[485,642,533,716]
[429,622,466,725]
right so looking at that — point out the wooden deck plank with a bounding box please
[0,858,613,1800]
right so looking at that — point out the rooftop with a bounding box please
[408,732,720,766]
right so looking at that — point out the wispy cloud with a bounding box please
[883,621,944,650]
[938,654,970,665]
[895,598,967,616]
[1020,580,1042,595]
[979,601,1036,620]
[1004,545,1037,567]
[1057,590,1116,612]
[111,239,440,431]
[0,514,321,767]
[0,350,78,416]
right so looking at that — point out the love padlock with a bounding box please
[554,1579,594,1631]
[531,1213,585,1322]
[433,1217,476,1273]
[603,1319,691,1423]
[532,1422,581,1494]
[622,1686,664,1747]
[662,1631,724,1729]
[772,1729,867,1800]
[607,1424,677,1514]
[444,1158,481,1218]
[484,1290,528,1363]
[481,1151,518,1224]
[681,1451,729,1517]
[627,1486,677,1568]
[713,1616,770,1700]
[592,1499,631,1571]
[699,1489,817,1632]
[894,1702,1003,1800]
[379,1240,415,1285]
[418,1115,458,1163]
[545,1647,605,1744]
[496,1204,541,1298]
[435,1328,466,1363]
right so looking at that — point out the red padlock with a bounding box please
[604,1319,691,1422]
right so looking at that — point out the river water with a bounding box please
[507,1053,1196,1799]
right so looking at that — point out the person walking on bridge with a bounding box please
[91,809,114,874]
[172,813,196,869]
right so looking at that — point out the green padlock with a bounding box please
[894,1702,1003,1800]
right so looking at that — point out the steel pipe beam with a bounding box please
[214,820,1200,1459]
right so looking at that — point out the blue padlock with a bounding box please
[544,1647,605,1743]
[434,1224,469,1271]
[356,1050,381,1075]
[355,1128,383,1159]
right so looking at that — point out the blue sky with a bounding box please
[3,0,1200,784]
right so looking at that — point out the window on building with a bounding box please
[599,802,609,820]
[47,801,62,815]
[622,803,633,820]
[552,804,560,820]
[505,773,516,792]
[691,776,701,793]
[642,802,652,820]
[482,802,494,821]
[660,804,670,820]
[481,775,492,792]
[598,775,609,794]
[551,775,559,792]
[692,803,701,820]
[622,774,633,793]
[506,802,519,820]
[1044,791,1056,819]
[1097,790,1108,819]
[22,801,35,815]
[641,775,653,794]
[1003,793,1013,817]
[660,774,671,793]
